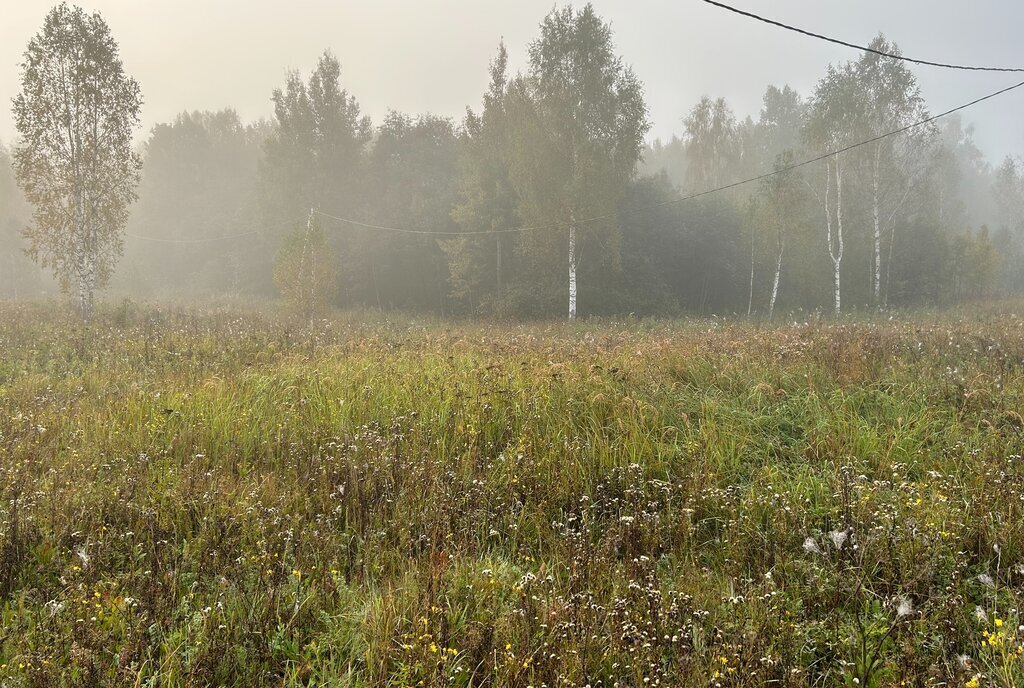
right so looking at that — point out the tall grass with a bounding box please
[0,301,1022,686]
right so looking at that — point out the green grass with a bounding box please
[0,301,1023,686]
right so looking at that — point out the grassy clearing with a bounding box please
[0,301,1023,686]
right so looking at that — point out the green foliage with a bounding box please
[261,51,371,219]
[951,226,1002,302]
[273,219,338,320]
[449,42,517,314]
[82,7,1021,318]
[503,3,650,316]
[12,2,142,320]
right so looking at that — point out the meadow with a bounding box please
[0,301,1023,687]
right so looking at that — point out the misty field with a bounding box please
[1,303,1023,686]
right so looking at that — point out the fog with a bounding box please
[3,1,1023,155]
[2,1,1023,317]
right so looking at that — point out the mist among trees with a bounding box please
[2,3,1022,318]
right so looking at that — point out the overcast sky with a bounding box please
[1,1,1022,162]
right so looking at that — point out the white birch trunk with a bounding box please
[872,147,881,305]
[568,213,577,320]
[747,223,755,317]
[75,183,93,321]
[768,241,783,320]
[824,156,844,316]
[833,157,844,315]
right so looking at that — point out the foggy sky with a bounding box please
[1,1,1022,162]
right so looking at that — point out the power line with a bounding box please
[700,0,1024,74]
[127,80,1024,245]
[124,215,305,243]
[318,79,1024,235]
[312,210,538,235]
[618,79,1024,216]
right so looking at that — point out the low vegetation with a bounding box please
[1,302,1023,686]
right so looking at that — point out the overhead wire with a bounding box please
[312,79,1024,235]
[699,0,1024,73]
[124,215,305,243]
[125,78,1024,242]
[612,79,1024,216]
[312,210,540,235]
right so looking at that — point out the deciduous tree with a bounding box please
[12,2,142,320]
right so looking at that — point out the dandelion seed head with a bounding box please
[829,529,849,550]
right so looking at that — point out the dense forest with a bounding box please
[1,4,1021,318]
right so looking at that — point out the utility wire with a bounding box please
[612,79,1024,217]
[125,81,1024,244]
[700,0,1024,73]
[314,79,1024,235]
[124,215,305,243]
[312,210,537,235]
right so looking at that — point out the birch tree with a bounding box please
[273,210,337,321]
[506,4,649,319]
[851,37,930,306]
[754,152,805,319]
[807,64,862,315]
[12,3,142,320]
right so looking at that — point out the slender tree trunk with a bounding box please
[496,236,503,295]
[834,158,844,315]
[747,222,755,317]
[824,156,844,316]
[872,147,881,306]
[885,223,896,307]
[881,184,911,308]
[75,183,93,322]
[768,237,783,320]
[298,208,313,321]
[308,213,318,324]
[568,213,577,320]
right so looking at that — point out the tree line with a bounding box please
[1,3,1021,319]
